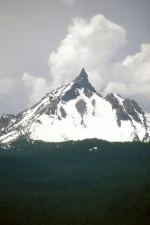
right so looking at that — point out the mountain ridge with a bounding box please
[0,69,150,144]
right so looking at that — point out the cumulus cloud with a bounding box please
[48,14,150,111]
[102,43,150,110]
[49,14,126,90]
[22,73,50,107]
[1,13,150,114]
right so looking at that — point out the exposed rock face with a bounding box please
[0,114,16,130]
[123,99,135,114]
[105,93,119,109]
[105,94,143,127]
[92,99,96,107]
[16,112,24,120]
[60,106,67,118]
[75,98,87,127]
[62,83,80,101]
[123,99,141,123]
[49,98,59,115]
[62,69,98,101]
[76,99,87,116]
[105,94,130,127]
[116,105,130,121]
[116,105,131,127]
[36,98,60,116]
[74,68,98,98]
[131,100,142,114]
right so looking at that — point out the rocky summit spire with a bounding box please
[74,68,96,93]
[62,68,98,102]
[74,68,88,83]
[73,68,98,97]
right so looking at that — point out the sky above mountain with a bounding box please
[0,0,150,115]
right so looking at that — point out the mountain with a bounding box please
[0,68,150,144]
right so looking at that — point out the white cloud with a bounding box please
[22,73,50,106]
[61,0,75,6]
[48,14,126,90]
[48,14,150,111]
[1,14,150,113]
[102,43,150,110]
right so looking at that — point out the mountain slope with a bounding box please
[0,69,150,143]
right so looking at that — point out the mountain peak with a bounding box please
[61,69,97,102]
[71,68,98,98]
[0,66,150,144]
[74,68,88,83]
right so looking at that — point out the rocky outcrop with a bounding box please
[116,105,131,127]
[76,99,87,116]
[62,83,80,101]
[105,94,130,127]
[105,94,143,126]
[62,69,99,101]
[131,100,142,114]
[123,99,141,123]
[74,68,98,98]
[60,106,67,118]
[0,114,15,130]
[105,93,119,109]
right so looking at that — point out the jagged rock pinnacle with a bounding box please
[62,68,97,102]
[74,68,88,83]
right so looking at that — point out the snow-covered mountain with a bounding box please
[0,69,150,144]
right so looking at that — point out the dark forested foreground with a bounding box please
[0,139,150,225]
